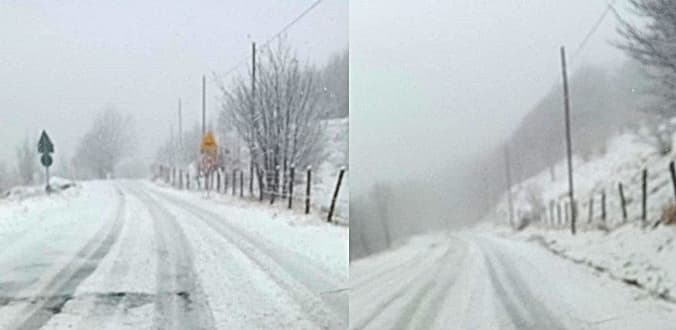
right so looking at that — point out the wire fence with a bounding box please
[154,164,348,224]
[513,159,676,232]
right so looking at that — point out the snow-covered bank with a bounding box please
[146,181,349,280]
[485,126,676,305]
[484,221,676,304]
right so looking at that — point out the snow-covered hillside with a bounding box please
[486,129,676,303]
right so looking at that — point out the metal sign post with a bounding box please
[38,130,55,193]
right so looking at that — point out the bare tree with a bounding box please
[615,0,676,154]
[74,108,136,179]
[219,38,327,195]
[16,136,36,185]
[0,161,10,192]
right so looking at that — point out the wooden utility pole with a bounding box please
[561,46,576,235]
[504,145,515,227]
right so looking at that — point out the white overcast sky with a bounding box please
[350,0,635,193]
[0,0,347,168]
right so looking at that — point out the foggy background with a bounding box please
[350,0,643,258]
[0,0,346,178]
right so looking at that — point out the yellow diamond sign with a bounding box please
[200,131,218,155]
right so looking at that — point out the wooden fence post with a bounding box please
[258,167,264,202]
[288,166,295,209]
[249,161,254,197]
[186,173,190,190]
[327,168,346,223]
[619,182,627,222]
[305,167,312,214]
[216,170,221,192]
[178,169,183,189]
[240,170,244,198]
[564,200,569,226]
[588,196,594,224]
[670,161,676,201]
[223,169,229,195]
[271,167,279,205]
[232,169,236,196]
[642,168,648,224]
[601,190,606,223]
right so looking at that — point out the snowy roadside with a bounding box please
[145,180,349,280]
[479,220,676,304]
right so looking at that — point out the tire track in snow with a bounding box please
[127,184,215,330]
[393,243,467,330]
[350,245,452,330]
[350,249,428,291]
[145,186,347,329]
[10,186,127,330]
[476,238,568,330]
[74,184,142,329]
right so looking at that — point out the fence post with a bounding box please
[232,169,237,196]
[642,168,648,224]
[670,161,676,201]
[619,182,627,222]
[271,166,279,205]
[601,190,606,223]
[564,200,569,226]
[216,170,221,192]
[224,167,229,193]
[186,173,190,190]
[240,170,244,198]
[327,168,346,223]
[587,196,593,224]
[305,167,312,214]
[178,169,183,189]
[288,166,295,209]
[258,167,264,202]
[249,161,254,197]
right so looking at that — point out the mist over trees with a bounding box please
[73,108,137,179]
[318,50,348,119]
[16,137,37,185]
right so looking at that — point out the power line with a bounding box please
[215,0,324,81]
[570,0,619,63]
[540,0,619,91]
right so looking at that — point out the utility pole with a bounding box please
[250,42,257,196]
[202,75,206,136]
[561,46,576,235]
[504,145,514,227]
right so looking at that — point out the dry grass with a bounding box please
[660,204,676,225]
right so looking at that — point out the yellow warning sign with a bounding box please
[200,131,218,154]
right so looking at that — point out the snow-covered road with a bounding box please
[0,180,347,329]
[350,233,676,330]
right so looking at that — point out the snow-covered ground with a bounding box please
[477,128,676,321]
[350,231,676,329]
[0,179,347,329]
